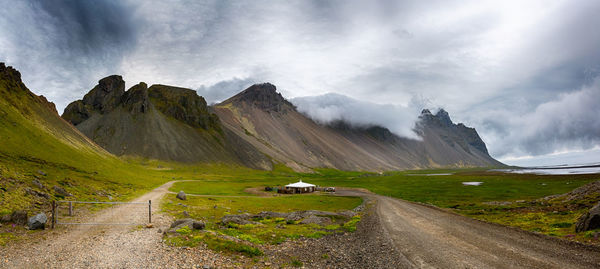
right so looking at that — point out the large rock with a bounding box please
[28,213,47,230]
[300,215,332,225]
[221,213,259,226]
[53,186,72,197]
[168,218,205,233]
[176,191,186,200]
[11,210,27,225]
[576,202,600,232]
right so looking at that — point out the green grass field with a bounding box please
[162,193,363,256]
[164,167,599,246]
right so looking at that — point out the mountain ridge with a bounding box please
[60,74,502,171]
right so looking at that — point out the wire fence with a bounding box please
[52,200,151,227]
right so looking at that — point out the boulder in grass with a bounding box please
[176,191,186,200]
[576,202,600,232]
[168,218,205,233]
[11,210,27,225]
[28,213,47,230]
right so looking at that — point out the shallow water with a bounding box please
[492,163,600,175]
[462,182,483,186]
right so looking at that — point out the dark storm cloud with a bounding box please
[0,0,136,112]
[32,0,135,56]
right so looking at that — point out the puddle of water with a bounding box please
[462,182,483,186]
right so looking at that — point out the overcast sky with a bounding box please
[1,0,599,166]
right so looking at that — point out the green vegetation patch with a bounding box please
[162,193,362,255]
[165,231,263,257]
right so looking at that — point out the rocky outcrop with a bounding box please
[62,75,125,125]
[148,84,220,130]
[575,202,600,232]
[223,83,295,112]
[122,82,150,113]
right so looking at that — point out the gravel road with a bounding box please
[0,181,238,269]
[337,189,600,269]
[2,184,599,268]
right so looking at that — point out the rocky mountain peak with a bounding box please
[435,109,453,126]
[81,75,126,113]
[227,83,294,112]
[0,62,22,83]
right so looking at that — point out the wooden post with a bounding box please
[51,201,56,229]
[148,200,152,223]
[68,201,73,216]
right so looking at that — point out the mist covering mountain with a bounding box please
[61,75,501,171]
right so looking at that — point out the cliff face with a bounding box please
[62,76,271,169]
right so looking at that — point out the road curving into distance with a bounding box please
[336,189,600,269]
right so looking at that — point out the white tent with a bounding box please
[284,180,316,193]
[285,180,315,188]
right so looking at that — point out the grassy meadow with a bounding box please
[164,166,600,247]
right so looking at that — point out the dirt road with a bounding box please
[0,181,238,269]
[3,183,599,268]
[337,189,600,269]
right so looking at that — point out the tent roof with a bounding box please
[285,180,315,188]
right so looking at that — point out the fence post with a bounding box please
[69,201,73,216]
[148,200,152,223]
[51,200,56,229]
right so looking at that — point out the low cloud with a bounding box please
[291,93,421,139]
[197,78,257,104]
[479,78,600,158]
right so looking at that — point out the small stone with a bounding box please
[183,211,190,217]
[32,179,44,189]
[157,228,162,233]
[176,191,186,200]
[37,170,46,176]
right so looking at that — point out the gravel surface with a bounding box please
[3,184,599,268]
[263,197,411,268]
[0,181,241,269]
[342,189,600,269]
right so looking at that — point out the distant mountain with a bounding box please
[62,76,271,169]
[214,83,502,171]
[60,75,501,171]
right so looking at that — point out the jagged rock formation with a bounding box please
[214,83,502,171]
[60,73,501,171]
[62,76,271,168]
